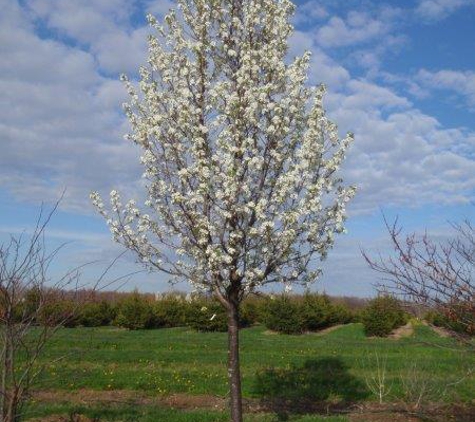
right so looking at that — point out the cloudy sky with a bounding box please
[1,0,474,296]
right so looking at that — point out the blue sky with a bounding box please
[1,0,474,296]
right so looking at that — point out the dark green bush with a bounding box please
[301,294,334,331]
[114,291,154,330]
[22,287,43,321]
[39,300,79,327]
[79,301,116,327]
[240,296,264,326]
[329,303,354,325]
[298,293,354,332]
[264,295,304,334]
[361,296,408,337]
[153,295,187,328]
[186,298,228,332]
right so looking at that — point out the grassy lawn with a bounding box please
[26,402,347,422]
[23,323,475,421]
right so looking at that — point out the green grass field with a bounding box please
[23,323,475,421]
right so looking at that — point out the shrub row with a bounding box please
[13,289,409,336]
[263,294,354,334]
[32,292,255,331]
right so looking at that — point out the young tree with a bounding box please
[0,202,125,422]
[364,217,475,338]
[91,0,355,420]
[0,204,81,422]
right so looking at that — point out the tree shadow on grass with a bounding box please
[252,357,369,421]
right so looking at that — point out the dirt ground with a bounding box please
[29,389,475,422]
[388,322,414,339]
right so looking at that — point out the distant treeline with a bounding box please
[4,288,468,337]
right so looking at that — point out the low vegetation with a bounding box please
[361,296,408,337]
[20,323,475,421]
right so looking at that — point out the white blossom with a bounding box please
[92,0,355,301]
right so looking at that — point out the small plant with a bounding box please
[114,291,154,330]
[186,298,228,332]
[79,301,116,327]
[361,352,392,404]
[153,295,187,328]
[264,295,304,334]
[361,296,408,337]
[240,296,264,327]
[425,308,475,336]
[39,299,80,328]
[329,303,354,325]
[300,293,334,331]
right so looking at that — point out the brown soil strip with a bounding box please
[350,412,421,422]
[32,389,227,410]
[30,390,475,422]
[312,324,345,336]
[388,322,414,339]
[429,324,453,338]
[263,324,346,336]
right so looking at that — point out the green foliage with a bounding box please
[79,301,116,327]
[264,294,354,334]
[16,291,358,334]
[329,303,354,325]
[301,293,334,330]
[240,296,264,326]
[114,291,155,330]
[185,298,228,332]
[425,309,474,336]
[153,295,187,328]
[39,300,79,327]
[361,296,408,337]
[23,323,475,406]
[264,295,304,334]
[22,287,43,321]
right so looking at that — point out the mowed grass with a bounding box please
[24,323,475,421]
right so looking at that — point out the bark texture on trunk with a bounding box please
[227,302,243,422]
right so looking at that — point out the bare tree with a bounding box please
[363,216,475,338]
[0,202,81,421]
[0,200,130,422]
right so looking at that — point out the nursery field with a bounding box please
[25,323,475,421]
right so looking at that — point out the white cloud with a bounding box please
[309,48,351,89]
[1,0,474,296]
[295,48,475,213]
[0,0,142,212]
[338,108,475,213]
[94,27,149,74]
[350,34,407,73]
[315,12,388,48]
[1,0,474,221]
[26,0,149,74]
[343,79,411,110]
[293,1,328,25]
[416,69,475,110]
[146,0,176,18]
[415,0,474,21]
[302,5,405,75]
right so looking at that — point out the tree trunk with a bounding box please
[227,302,243,422]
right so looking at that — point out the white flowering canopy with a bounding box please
[91,0,355,302]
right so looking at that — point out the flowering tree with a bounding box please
[91,0,355,420]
